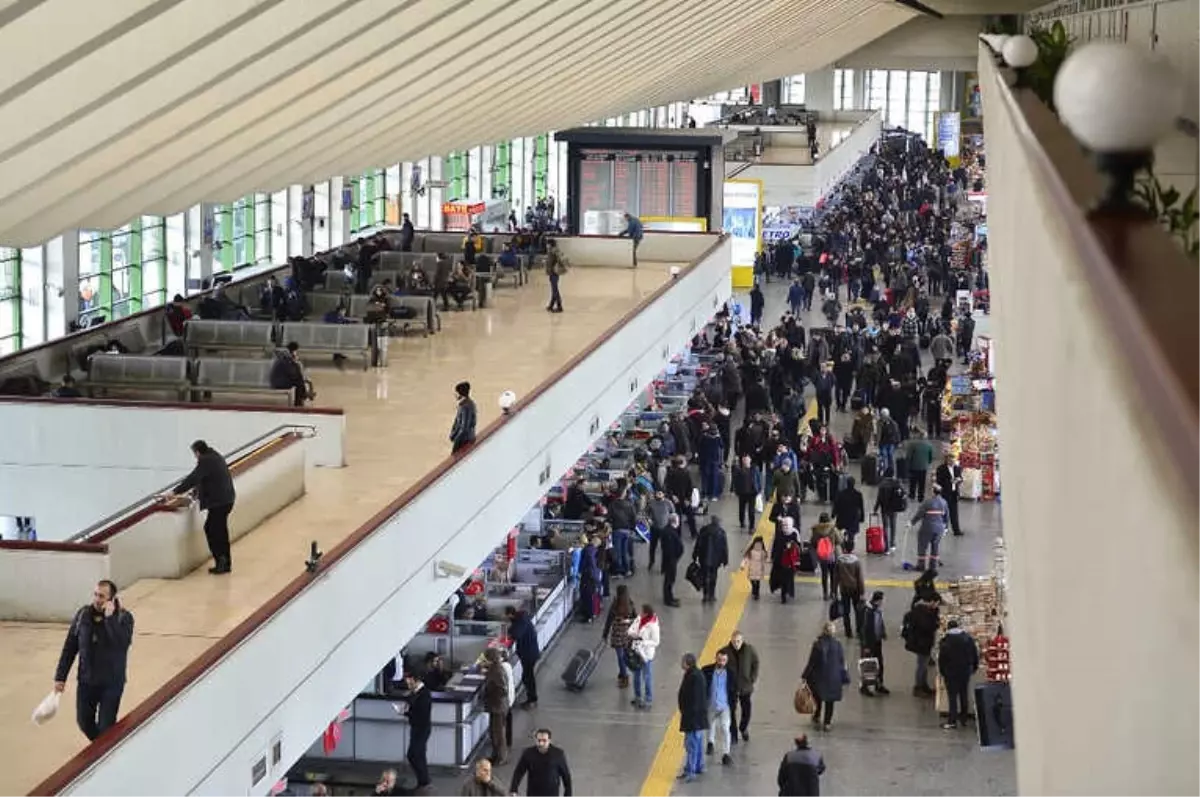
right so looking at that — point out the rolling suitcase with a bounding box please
[861,453,880,486]
[895,454,909,481]
[798,543,817,573]
[562,640,605,692]
[865,514,886,554]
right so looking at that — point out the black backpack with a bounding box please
[888,482,909,513]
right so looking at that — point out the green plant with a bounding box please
[1025,21,1074,111]
[1134,171,1200,257]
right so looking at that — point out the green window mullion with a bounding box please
[261,200,271,263]
[493,142,510,200]
[11,250,22,350]
[129,219,143,313]
[244,200,256,265]
[98,234,113,313]
[351,178,361,234]
[534,134,549,199]
[218,205,234,271]
[364,174,376,229]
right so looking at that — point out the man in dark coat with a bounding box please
[450,380,478,454]
[777,735,826,796]
[859,591,890,695]
[166,439,236,574]
[505,607,541,709]
[659,514,685,607]
[934,455,964,535]
[54,579,134,740]
[693,518,729,603]
[677,653,708,781]
[831,476,865,545]
[720,631,760,743]
[903,596,940,696]
[938,619,979,729]
[802,624,847,731]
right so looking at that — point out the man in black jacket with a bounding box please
[938,619,980,729]
[720,631,760,743]
[505,607,541,708]
[659,514,685,607]
[510,728,572,796]
[934,455,964,535]
[54,579,134,740]
[859,590,890,696]
[396,672,432,792]
[693,518,729,603]
[664,455,697,538]
[450,381,478,454]
[165,439,236,574]
[677,653,708,781]
[777,734,826,796]
[832,476,865,546]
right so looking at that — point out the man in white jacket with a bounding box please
[627,605,661,709]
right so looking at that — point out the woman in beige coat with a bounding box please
[742,536,769,601]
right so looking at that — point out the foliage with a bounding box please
[984,15,1020,35]
[1133,172,1200,257]
[1025,21,1074,111]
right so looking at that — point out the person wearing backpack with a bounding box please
[873,466,906,554]
[809,513,843,601]
[876,408,901,476]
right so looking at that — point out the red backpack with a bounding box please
[816,536,835,562]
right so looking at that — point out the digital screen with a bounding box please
[613,160,637,213]
[578,160,612,219]
[671,159,698,217]
[638,160,669,217]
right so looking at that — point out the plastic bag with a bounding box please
[754,493,765,513]
[32,691,60,726]
[690,488,700,509]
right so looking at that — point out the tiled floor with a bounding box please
[0,262,679,796]
[425,279,1014,797]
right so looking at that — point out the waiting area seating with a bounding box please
[84,354,191,400]
[192,358,294,404]
[280,322,372,369]
[184,319,276,357]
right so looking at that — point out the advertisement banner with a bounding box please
[722,179,763,269]
[936,111,962,164]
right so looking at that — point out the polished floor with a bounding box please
[0,262,679,796]
[427,281,1014,797]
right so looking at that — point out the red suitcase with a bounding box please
[865,514,886,554]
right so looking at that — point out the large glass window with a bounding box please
[1,247,21,353]
[288,185,304,257]
[254,193,272,264]
[19,246,44,347]
[45,237,65,341]
[867,70,889,111]
[314,181,331,251]
[166,213,186,299]
[110,224,138,319]
[78,230,107,325]
[783,74,806,104]
[212,204,233,272]
[833,69,855,110]
[232,198,251,267]
[186,205,203,294]
[385,165,401,225]
[141,215,166,309]
[271,190,288,260]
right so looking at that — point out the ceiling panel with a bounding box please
[0,0,920,245]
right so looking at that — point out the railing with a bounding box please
[28,232,729,795]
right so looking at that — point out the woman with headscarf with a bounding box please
[769,516,801,604]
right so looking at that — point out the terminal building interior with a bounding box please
[0,1,1195,796]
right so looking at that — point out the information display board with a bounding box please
[574,148,705,227]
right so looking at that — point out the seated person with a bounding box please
[52,375,83,399]
[164,295,193,337]
[280,277,307,322]
[199,285,250,321]
[446,262,474,310]
[323,302,353,324]
[268,341,313,407]
[404,263,432,295]
[364,284,392,323]
[259,276,286,318]
[497,243,519,272]
[421,652,451,691]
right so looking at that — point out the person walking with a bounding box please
[809,513,843,601]
[510,728,573,796]
[697,423,725,502]
[902,592,940,697]
[693,516,729,603]
[833,541,865,639]
[53,579,134,741]
[904,429,935,502]
[163,439,236,574]
[934,454,964,535]
[876,408,901,476]
[702,650,736,767]
[909,485,950,571]
[831,476,865,546]
[750,282,765,326]
[722,630,760,743]
[618,212,644,267]
[544,239,566,313]
[859,590,890,696]
[626,603,660,709]
[505,606,541,709]
[777,734,826,796]
[731,454,762,530]
[741,536,769,600]
[646,489,674,569]
[802,622,849,731]
[813,363,835,428]
[769,517,801,604]
[873,467,905,554]
[460,758,506,796]
[450,381,478,454]
[677,653,709,782]
[602,585,637,689]
[659,514,684,607]
[938,619,980,730]
[398,672,433,793]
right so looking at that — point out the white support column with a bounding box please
[198,203,215,287]
[853,69,868,110]
[301,186,315,257]
[58,230,80,332]
[804,68,836,112]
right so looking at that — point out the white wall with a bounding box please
[0,404,344,541]
[57,237,733,797]
[838,15,985,72]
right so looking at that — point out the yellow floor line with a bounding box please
[795,575,950,589]
[639,400,816,796]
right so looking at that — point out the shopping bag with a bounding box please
[32,691,60,726]
[685,561,704,591]
[793,681,816,714]
[754,493,764,513]
[690,488,700,509]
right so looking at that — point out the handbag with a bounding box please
[793,681,816,714]
[828,598,843,621]
[625,643,646,671]
[685,561,704,591]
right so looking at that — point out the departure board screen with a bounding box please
[578,159,612,218]
[612,160,637,213]
[638,159,670,217]
[671,159,698,218]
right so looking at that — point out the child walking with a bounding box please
[742,536,769,600]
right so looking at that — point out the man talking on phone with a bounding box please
[54,579,134,740]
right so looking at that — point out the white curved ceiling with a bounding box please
[0,0,918,246]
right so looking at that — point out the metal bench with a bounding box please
[324,270,352,292]
[279,322,372,369]
[184,319,276,358]
[192,358,293,405]
[84,354,190,400]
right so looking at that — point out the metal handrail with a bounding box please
[68,424,317,543]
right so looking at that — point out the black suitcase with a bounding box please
[861,453,880,486]
[562,640,604,692]
[798,544,817,574]
[851,393,865,411]
[895,454,909,481]
[919,333,931,350]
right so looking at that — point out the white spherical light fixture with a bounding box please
[669,266,681,278]
[1001,34,1038,68]
[1054,41,1184,153]
[498,390,517,413]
